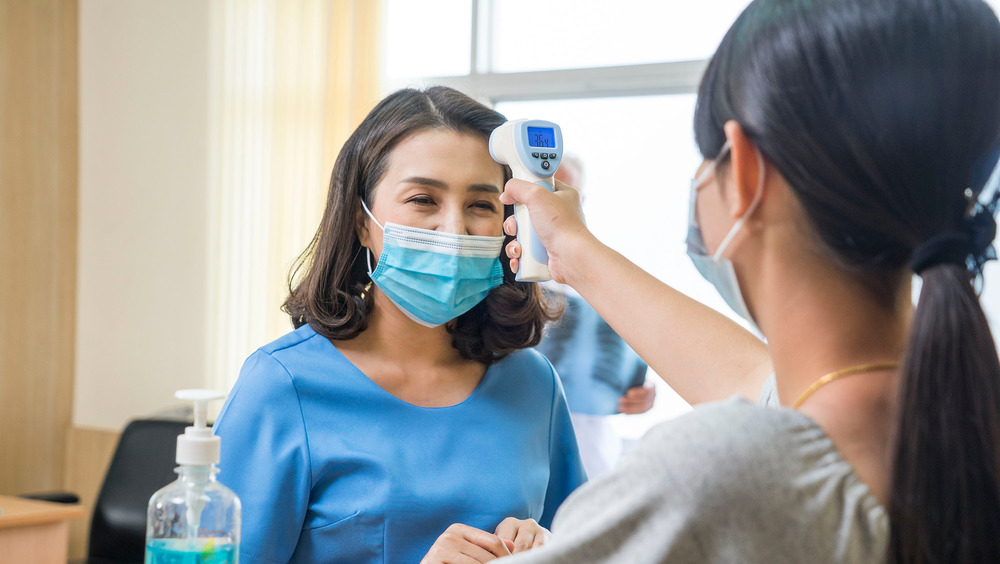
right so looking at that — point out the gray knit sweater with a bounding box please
[503,376,888,563]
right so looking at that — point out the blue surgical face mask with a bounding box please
[685,140,765,326]
[361,200,505,327]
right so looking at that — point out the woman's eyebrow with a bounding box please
[468,184,501,194]
[400,176,500,194]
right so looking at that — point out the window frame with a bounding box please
[381,0,709,105]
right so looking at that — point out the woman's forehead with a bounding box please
[380,129,505,187]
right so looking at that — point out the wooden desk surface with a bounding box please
[0,495,85,528]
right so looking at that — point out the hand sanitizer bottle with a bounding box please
[145,390,241,564]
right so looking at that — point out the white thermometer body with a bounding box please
[489,119,563,281]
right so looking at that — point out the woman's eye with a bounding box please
[471,200,498,212]
[408,196,435,206]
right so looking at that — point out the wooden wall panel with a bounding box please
[64,426,119,560]
[0,0,78,496]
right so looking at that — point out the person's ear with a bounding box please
[723,120,765,219]
[356,203,372,248]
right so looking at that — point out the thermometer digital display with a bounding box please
[526,127,556,148]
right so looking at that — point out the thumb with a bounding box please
[500,178,544,206]
[502,538,515,554]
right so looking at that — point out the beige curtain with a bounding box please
[207,0,382,392]
[325,0,383,171]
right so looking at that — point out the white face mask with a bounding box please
[684,140,765,327]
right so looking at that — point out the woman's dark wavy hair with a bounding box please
[695,0,1000,561]
[283,86,557,364]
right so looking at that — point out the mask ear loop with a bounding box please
[360,199,384,276]
[688,140,732,253]
[692,141,731,194]
[712,147,767,261]
[360,199,384,230]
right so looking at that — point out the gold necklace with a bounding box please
[791,361,901,409]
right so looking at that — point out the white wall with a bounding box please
[76,0,210,430]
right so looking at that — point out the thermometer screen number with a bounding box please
[526,127,555,148]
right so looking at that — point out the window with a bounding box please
[383,0,748,81]
[383,0,471,78]
[487,0,749,72]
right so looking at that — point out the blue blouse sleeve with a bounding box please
[539,361,588,528]
[214,350,312,564]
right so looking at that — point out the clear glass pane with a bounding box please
[496,95,735,322]
[489,0,750,73]
[496,95,758,436]
[383,0,471,80]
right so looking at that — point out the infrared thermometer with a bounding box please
[489,119,563,281]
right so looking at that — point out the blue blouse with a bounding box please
[214,324,587,564]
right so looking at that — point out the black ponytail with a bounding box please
[893,262,1000,562]
[695,0,1000,561]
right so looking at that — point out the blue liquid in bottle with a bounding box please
[145,539,236,564]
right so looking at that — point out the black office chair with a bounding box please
[85,418,190,564]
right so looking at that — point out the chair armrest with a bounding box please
[19,490,81,504]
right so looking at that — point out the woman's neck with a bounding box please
[346,289,464,367]
[752,241,911,505]
[758,253,910,405]
[332,288,486,408]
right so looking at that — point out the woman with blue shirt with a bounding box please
[213,86,586,564]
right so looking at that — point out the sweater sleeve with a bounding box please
[214,350,312,564]
[508,407,724,563]
[502,399,888,564]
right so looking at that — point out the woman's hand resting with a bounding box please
[420,518,551,564]
[495,517,551,553]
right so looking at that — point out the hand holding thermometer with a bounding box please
[489,119,563,281]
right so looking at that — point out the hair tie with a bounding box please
[966,205,998,278]
[910,233,971,274]
[956,142,1000,286]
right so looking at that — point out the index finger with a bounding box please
[452,524,513,557]
[552,178,573,192]
[494,517,520,542]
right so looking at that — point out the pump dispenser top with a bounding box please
[175,389,224,466]
[145,389,240,564]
